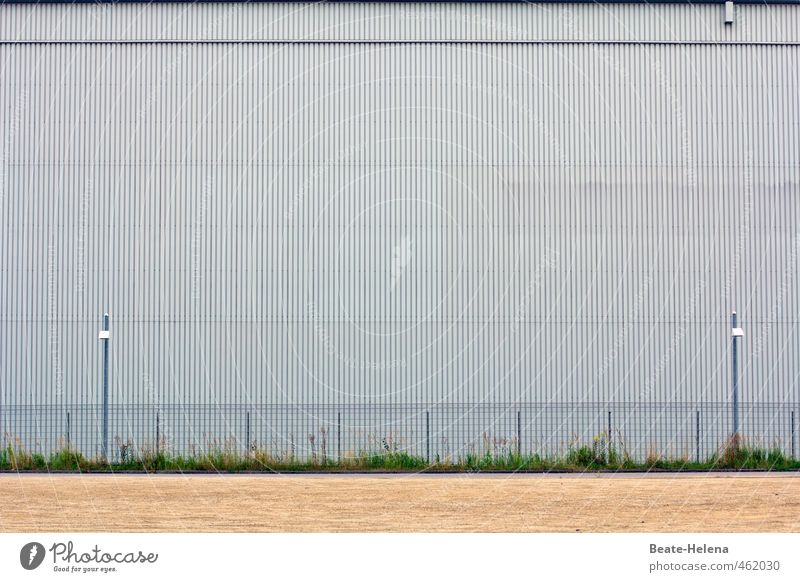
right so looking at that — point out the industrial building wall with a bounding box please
[0,3,798,458]
[3,2,800,43]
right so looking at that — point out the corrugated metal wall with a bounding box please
[3,3,800,43]
[1,2,798,460]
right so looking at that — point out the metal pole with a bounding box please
[517,410,522,456]
[426,411,430,463]
[156,411,160,457]
[337,411,341,462]
[607,409,612,453]
[246,411,251,456]
[731,311,739,443]
[695,409,700,463]
[66,411,71,450]
[102,312,109,462]
[792,410,796,460]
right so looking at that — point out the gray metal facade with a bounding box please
[1,2,798,460]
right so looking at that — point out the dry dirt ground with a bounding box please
[1,473,798,532]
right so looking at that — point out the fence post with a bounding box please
[66,411,71,450]
[792,410,796,460]
[696,410,701,463]
[155,411,160,457]
[246,411,251,456]
[426,411,430,463]
[517,411,522,456]
[337,411,342,462]
[607,410,612,453]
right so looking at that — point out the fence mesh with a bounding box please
[1,402,797,464]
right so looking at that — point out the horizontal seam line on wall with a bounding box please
[1,39,800,46]
[3,403,796,407]
[5,163,800,167]
[2,320,798,324]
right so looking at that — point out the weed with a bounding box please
[2,433,799,473]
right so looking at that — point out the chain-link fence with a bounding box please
[1,402,797,464]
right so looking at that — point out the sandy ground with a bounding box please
[1,472,798,532]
